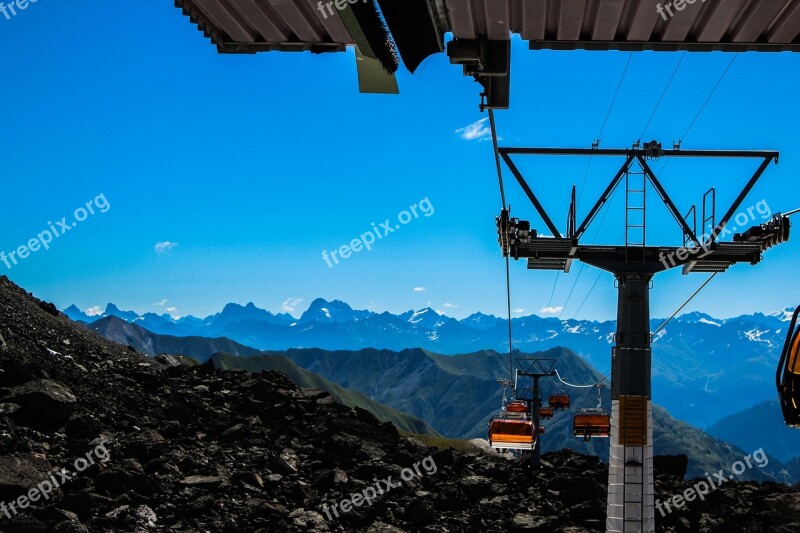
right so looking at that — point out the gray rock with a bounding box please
[366,522,406,533]
[180,475,224,487]
[5,379,76,429]
[0,456,50,500]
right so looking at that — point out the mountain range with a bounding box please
[68,299,795,430]
[7,272,797,530]
[84,315,795,482]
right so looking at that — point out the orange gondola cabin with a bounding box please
[488,418,536,450]
[488,400,537,451]
[549,393,571,410]
[505,400,528,414]
[573,410,611,441]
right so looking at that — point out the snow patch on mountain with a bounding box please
[744,328,771,344]
[543,330,558,340]
[408,309,432,324]
[768,307,796,322]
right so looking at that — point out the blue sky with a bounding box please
[0,0,798,321]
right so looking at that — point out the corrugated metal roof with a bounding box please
[439,0,800,51]
[175,0,800,56]
[175,0,354,53]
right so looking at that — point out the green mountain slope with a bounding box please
[270,347,607,450]
[210,352,437,436]
[260,346,790,481]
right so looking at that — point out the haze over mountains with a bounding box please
[83,312,796,482]
[67,298,794,430]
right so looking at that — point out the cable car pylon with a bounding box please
[493,139,791,533]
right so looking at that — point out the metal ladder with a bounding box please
[625,164,647,261]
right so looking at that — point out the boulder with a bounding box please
[5,379,76,429]
[0,456,50,500]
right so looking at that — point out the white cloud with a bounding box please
[154,300,180,318]
[540,306,564,315]
[282,298,303,313]
[85,306,103,317]
[442,303,459,309]
[155,241,178,254]
[456,118,492,141]
[413,287,427,292]
[513,308,526,314]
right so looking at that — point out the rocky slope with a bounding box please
[210,352,437,436]
[89,317,435,436]
[2,276,799,532]
[215,348,790,482]
[85,316,793,481]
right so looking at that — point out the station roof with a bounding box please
[176,0,354,53]
[449,0,800,51]
[176,0,800,54]
[174,0,800,96]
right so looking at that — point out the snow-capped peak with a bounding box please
[767,307,796,322]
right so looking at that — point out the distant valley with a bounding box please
[70,298,795,430]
